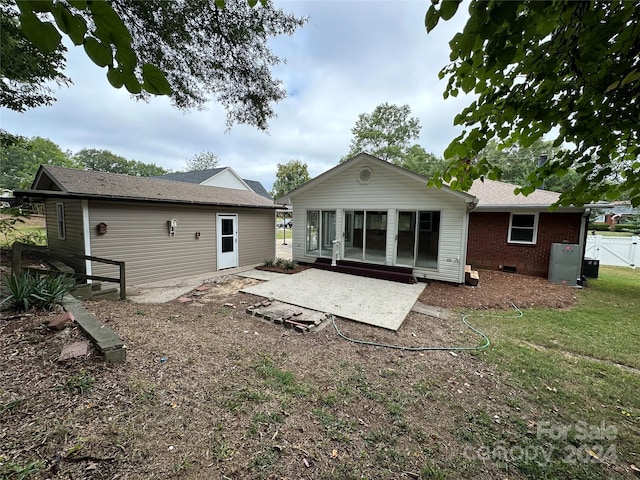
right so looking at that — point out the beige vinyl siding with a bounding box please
[44,199,86,274]
[88,201,274,286]
[238,208,276,265]
[291,159,468,283]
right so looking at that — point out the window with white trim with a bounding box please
[56,202,66,240]
[508,212,538,244]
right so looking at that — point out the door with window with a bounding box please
[217,214,238,270]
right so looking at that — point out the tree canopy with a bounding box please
[8,0,306,129]
[74,148,167,176]
[426,0,640,207]
[185,151,220,172]
[0,2,71,111]
[398,144,448,179]
[480,139,580,194]
[0,134,76,190]
[271,160,310,200]
[341,103,421,165]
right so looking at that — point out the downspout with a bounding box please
[81,200,93,282]
[461,200,478,284]
[578,208,589,278]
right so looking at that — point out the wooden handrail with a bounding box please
[11,243,127,300]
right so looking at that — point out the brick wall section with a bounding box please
[466,212,583,277]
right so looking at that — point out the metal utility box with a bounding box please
[583,257,600,278]
[548,243,581,286]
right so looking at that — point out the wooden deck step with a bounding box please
[313,258,416,284]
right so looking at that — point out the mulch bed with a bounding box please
[255,264,310,275]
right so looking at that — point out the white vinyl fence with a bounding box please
[585,235,639,268]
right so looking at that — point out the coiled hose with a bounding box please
[331,303,523,352]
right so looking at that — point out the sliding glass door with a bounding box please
[396,210,440,268]
[306,210,336,257]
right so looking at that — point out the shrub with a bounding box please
[262,258,275,267]
[1,272,75,312]
[588,222,610,231]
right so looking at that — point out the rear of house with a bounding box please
[278,154,476,284]
[18,166,276,288]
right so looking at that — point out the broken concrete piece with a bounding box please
[224,303,235,308]
[48,311,74,331]
[58,341,88,361]
[177,296,192,303]
[292,311,303,317]
[261,300,272,307]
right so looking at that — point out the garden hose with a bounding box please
[330,303,523,352]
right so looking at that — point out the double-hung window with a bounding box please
[508,213,538,244]
[56,203,66,240]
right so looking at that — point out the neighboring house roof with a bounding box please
[243,179,272,200]
[15,165,276,209]
[153,168,226,184]
[277,153,477,205]
[153,167,273,200]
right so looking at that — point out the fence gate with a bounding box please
[585,235,639,268]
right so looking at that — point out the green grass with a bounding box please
[471,266,640,478]
[477,266,640,370]
[275,228,291,241]
[0,225,47,247]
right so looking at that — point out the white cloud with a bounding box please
[1,1,470,190]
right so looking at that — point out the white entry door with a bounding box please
[217,214,238,270]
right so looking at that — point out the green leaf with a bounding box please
[51,3,87,46]
[439,0,461,21]
[84,37,112,67]
[16,0,52,13]
[141,63,171,95]
[107,67,124,88]
[123,74,142,94]
[248,0,258,6]
[621,69,640,86]
[19,12,62,54]
[115,45,137,74]
[520,185,536,196]
[87,0,131,48]
[215,0,226,8]
[425,6,440,33]
[68,0,88,8]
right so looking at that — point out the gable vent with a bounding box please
[358,167,372,184]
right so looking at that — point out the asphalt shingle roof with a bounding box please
[468,178,561,207]
[26,166,275,208]
[151,168,225,184]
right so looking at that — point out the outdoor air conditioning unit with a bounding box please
[548,243,581,286]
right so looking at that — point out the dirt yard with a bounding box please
[0,268,592,479]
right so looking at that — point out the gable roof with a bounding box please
[16,165,275,209]
[277,153,476,204]
[153,167,272,200]
[152,168,226,184]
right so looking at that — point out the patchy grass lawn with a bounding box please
[1,267,639,479]
[275,228,292,241]
[0,214,46,248]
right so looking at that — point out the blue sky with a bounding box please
[1,1,470,191]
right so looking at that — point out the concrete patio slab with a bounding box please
[237,269,288,281]
[240,269,426,331]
